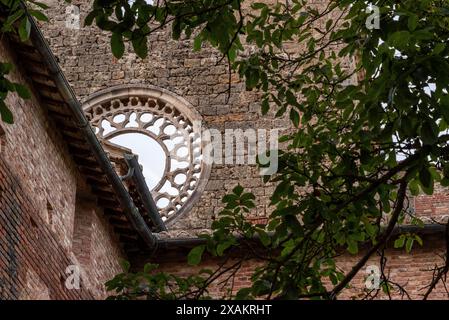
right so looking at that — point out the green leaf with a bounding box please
[193,34,203,51]
[409,179,420,196]
[420,120,438,145]
[132,36,148,59]
[216,241,233,256]
[187,245,206,266]
[405,238,414,253]
[347,240,358,254]
[433,43,446,55]
[388,31,411,49]
[143,263,158,273]
[18,17,31,42]
[414,235,423,246]
[261,99,269,115]
[120,260,130,272]
[29,1,50,9]
[407,14,418,31]
[223,194,238,204]
[325,19,333,31]
[286,90,297,106]
[394,236,405,249]
[14,83,31,99]
[235,287,252,299]
[290,108,300,128]
[111,33,125,59]
[2,9,24,33]
[29,9,48,22]
[365,223,377,238]
[84,10,98,26]
[233,184,244,196]
[413,29,434,40]
[0,101,13,124]
[251,3,267,10]
[0,62,13,74]
[419,167,432,189]
[256,229,271,247]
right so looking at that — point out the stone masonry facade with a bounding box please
[41,0,284,234]
[0,0,448,300]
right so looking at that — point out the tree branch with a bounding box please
[329,177,409,299]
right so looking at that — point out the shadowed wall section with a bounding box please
[0,36,124,300]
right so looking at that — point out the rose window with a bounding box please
[82,85,210,223]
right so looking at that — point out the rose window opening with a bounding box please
[82,85,210,223]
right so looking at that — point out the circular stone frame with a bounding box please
[82,84,211,225]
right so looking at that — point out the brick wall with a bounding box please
[335,235,448,300]
[0,157,93,299]
[144,234,447,300]
[0,37,124,299]
[151,256,264,299]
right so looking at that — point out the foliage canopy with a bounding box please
[2,0,449,299]
[95,0,449,300]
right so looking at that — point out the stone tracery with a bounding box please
[82,85,210,223]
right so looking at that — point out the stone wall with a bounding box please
[0,37,124,299]
[40,0,285,231]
